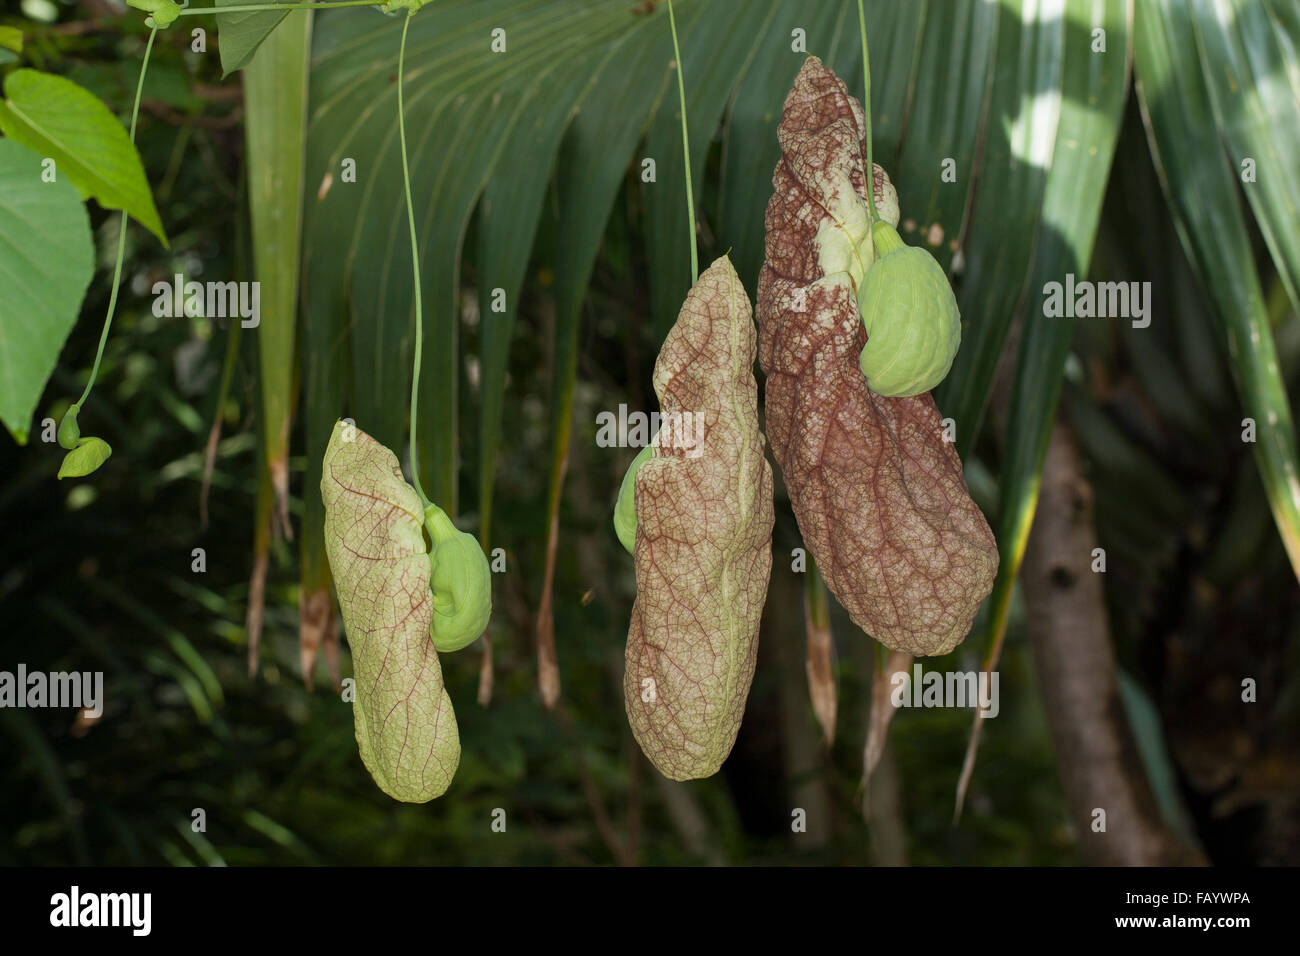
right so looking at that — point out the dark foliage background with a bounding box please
[2,0,1298,865]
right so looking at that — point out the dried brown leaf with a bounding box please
[803,563,837,746]
[298,587,338,691]
[245,547,267,679]
[862,649,911,813]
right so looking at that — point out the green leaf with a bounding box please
[0,139,94,445]
[957,0,1134,813]
[321,421,461,802]
[215,0,292,77]
[988,0,1133,667]
[0,69,166,245]
[1117,669,1200,844]
[299,159,346,687]
[0,710,88,864]
[1190,0,1300,316]
[57,436,112,479]
[83,575,224,709]
[304,3,639,513]
[1136,0,1300,579]
[642,0,770,340]
[536,8,680,703]
[0,26,22,54]
[244,12,311,541]
[475,25,614,550]
[889,0,998,277]
[936,0,1065,455]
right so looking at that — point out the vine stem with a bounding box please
[396,11,430,509]
[856,0,877,226]
[176,1,377,15]
[666,0,697,283]
[75,26,158,411]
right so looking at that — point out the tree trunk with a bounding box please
[1023,420,1204,865]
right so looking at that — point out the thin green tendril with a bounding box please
[667,0,697,283]
[856,0,877,226]
[396,11,430,509]
[75,26,158,411]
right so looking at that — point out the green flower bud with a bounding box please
[57,404,80,449]
[126,0,181,28]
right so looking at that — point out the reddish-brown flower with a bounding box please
[757,58,997,657]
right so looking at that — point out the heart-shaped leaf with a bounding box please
[0,69,166,245]
[57,436,111,479]
[214,0,292,77]
[0,139,94,445]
